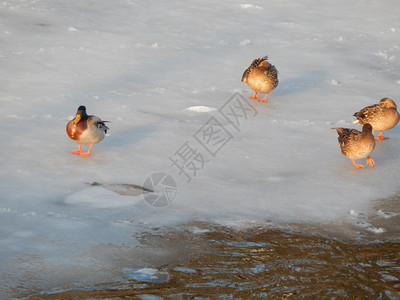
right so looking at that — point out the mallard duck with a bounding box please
[241,55,278,102]
[352,97,399,141]
[66,105,109,157]
[333,124,375,168]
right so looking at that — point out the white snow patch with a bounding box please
[189,226,210,234]
[350,210,359,216]
[21,212,37,217]
[375,50,395,61]
[336,36,344,42]
[240,4,263,10]
[184,106,217,113]
[366,227,386,234]
[123,268,170,283]
[331,79,339,85]
[376,210,400,219]
[240,39,252,46]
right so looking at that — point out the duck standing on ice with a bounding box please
[241,55,278,102]
[66,105,109,157]
[352,97,399,141]
[332,124,376,168]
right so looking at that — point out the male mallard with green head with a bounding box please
[333,124,375,168]
[241,55,278,102]
[66,105,109,157]
[352,97,399,141]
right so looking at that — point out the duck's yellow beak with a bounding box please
[73,114,81,124]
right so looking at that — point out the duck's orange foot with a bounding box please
[351,160,365,168]
[366,156,375,167]
[70,144,82,154]
[375,136,389,141]
[375,131,389,141]
[353,164,365,168]
[257,95,268,102]
[78,144,93,157]
[248,92,258,99]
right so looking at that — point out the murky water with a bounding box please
[23,222,400,299]
[10,192,400,299]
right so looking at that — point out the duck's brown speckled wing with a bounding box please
[263,63,279,89]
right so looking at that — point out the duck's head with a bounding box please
[73,105,88,124]
[380,98,397,109]
[362,123,373,133]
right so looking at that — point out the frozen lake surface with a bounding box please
[0,0,399,297]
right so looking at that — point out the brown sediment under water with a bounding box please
[26,221,400,299]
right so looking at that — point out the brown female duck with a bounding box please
[353,97,399,141]
[333,124,375,168]
[241,55,278,102]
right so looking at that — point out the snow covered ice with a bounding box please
[0,0,399,297]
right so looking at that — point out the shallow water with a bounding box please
[23,223,400,299]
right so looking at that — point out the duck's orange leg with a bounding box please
[79,144,93,157]
[256,94,268,102]
[375,131,389,141]
[351,159,365,168]
[366,156,375,167]
[248,92,258,99]
[70,144,82,154]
